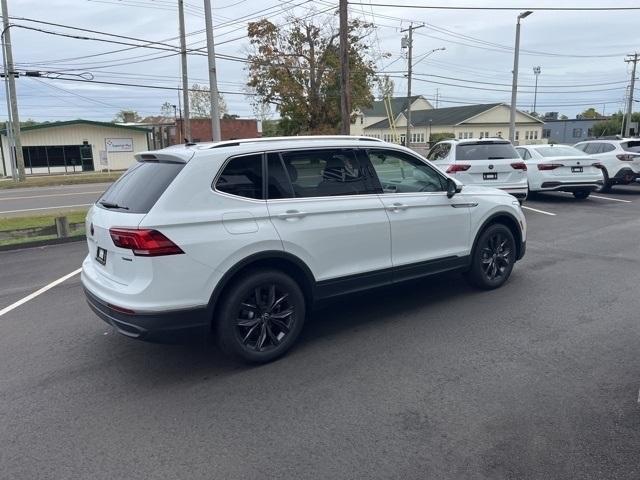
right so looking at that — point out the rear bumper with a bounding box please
[538,181,602,192]
[84,287,210,343]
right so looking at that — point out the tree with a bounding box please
[580,107,601,119]
[377,75,394,100]
[20,118,38,127]
[591,111,640,137]
[559,114,568,120]
[246,13,376,135]
[160,101,175,117]
[113,110,141,122]
[189,83,228,118]
[429,132,455,144]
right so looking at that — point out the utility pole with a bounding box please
[203,0,221,141]
[532,66,541,114]
[624,53,638,137]
[1,0,25,181]
[509,11,533,143]
[177,0,191,142]
[401,23,423,148]
[339,0,350,135]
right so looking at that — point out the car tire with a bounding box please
[216,269,306,364]
[573,190,590,200]
[599,168,612,192]
[465,223,516,290]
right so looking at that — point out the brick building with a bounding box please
[173,118,261,144]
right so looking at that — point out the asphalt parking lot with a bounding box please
[1,187,640,479]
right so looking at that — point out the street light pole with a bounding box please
[203,0,221,141]
[509,11,532,144]
[532,66,541,115]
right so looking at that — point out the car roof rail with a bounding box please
[204,135,384,149]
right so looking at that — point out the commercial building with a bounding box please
[542,117,609,144]
[172,118,262,144]
[1,120,149,176]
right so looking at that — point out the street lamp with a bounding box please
[509,10,533,143]
[532,66,541,115]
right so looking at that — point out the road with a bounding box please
[1,188,640,479]
[0,183,111,217]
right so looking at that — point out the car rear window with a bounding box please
[97,160,184,213]
[536,146,583,157]
[456,142,519,160]
[622,141,640,153]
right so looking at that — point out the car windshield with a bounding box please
[456,142,519,160]
[535,146,584,157]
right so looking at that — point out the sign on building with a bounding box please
[105,138,133,152]
[99,150,108,167]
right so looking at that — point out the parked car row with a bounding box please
[426,137,640,200]
[82,136,527,363]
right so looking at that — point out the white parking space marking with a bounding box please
[0,268,82,318]
[0,191,102,201]
[589,195,632,203]
[0,203,93,214]
[521,205,557,216]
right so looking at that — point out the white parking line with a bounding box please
[521,205,557,216]
[0,191,102,201]
[0,268,82,317]
[0,203,93,214]
[589,195,632,203]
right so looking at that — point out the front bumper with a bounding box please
[84,287,210,343]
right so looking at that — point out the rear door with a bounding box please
[87,160,184,285]
[366,148,471,273]
[453,141,525,188]
[265,148,392,285]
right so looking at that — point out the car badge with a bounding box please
[488,164,494,170]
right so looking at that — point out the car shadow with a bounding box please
[87,272,480,385]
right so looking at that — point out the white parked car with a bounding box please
[515,144,603,199]
[82,136,526,363]
[427,138,528,202]
[573,139,640,191]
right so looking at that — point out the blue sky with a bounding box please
[1,0,637,123]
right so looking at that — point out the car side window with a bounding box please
[574,143,587,152]
[367,149,447,193]
[515,148,530,160]
[268,149,375,198]
[427,143,450,161]
[215,154,263,199]
[601,143,616,153]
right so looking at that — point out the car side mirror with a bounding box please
[446,178,462,198]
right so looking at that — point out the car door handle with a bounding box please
[387,203,408,212]
[277,209,307,219]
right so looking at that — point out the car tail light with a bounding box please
[510,162,527,171]
[616,154,637,161]
[537,163,563,171]
[109,228,184,256]
[592,162,604,169]
[446,164,471,173]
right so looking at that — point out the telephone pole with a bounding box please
[401,23,423,148]
[1,0,25,181]
[624,53,638,137]
[532,66,541,114]
[203,0,221,141]
[509,11,533,143]
[178,0,191,142]
[339,0,350,135]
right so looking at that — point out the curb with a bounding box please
[0,235,85,252]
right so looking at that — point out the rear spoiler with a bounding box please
[134,150,195,164]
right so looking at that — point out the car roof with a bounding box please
[438,137,510,145]
[136,136,414,163]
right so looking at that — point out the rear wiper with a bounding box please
[99,200,129,210]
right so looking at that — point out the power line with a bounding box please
[348,2,640,11]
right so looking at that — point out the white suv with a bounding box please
[573,139,640,191]
[82,136,526,363]
[426,138,529,202]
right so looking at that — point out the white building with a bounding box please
[1,120,150,176]
[355,100,544,148]
[351,95,433,137]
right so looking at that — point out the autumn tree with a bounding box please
[246,13,376,135]
[189,84,228,118]
[160,101,175,117]
[113,110,141,122]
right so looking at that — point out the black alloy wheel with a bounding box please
[466,224,516,290]
[217,269,305,363]
[236,284,295,353]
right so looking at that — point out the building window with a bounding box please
[542,129,551,138]
[22,145,94,174]
[525,131,529,140]
[587,128,593,137]
[534,131,538,140]
[572,128,583,138]
[515,131,519,140]
[458,132,463,139]
[360,116,364,125]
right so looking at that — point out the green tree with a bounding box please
[591,111,640,137]
[189,84,228,118]
[429,132,455,144]
[246,13,376,135]
[580,107,601,119]
[559,114,568,120]
[113,110,141,122]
